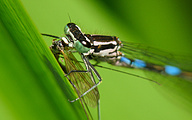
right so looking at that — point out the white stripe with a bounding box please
[75,25,81,31]
[61,37,69,44]
[93,41,117,46]
[83,49,94,56]
[85,36,90,43]
[92,49,116,57]
[69,31,76,41]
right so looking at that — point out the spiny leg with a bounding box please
[60,48,101,120]
[68,54,101,120]
[68,54,102,103]
[65,69,101,103]
[59,49,91,119]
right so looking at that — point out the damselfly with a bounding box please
[42,22,192,119]
[42,23,102,120]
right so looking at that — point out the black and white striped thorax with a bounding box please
[83,34,123,61]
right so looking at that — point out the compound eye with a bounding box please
[64,25,69,35]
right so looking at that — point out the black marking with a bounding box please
[85,34,121,45]
[67,23,91,48]
[92,44,116,53]
[41,33,60,39]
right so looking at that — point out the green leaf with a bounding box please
[0,0,86,120]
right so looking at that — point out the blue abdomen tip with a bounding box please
[132,59,146,68]
[165,65,181,76]
[120,57,131,65]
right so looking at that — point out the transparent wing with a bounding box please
[61,48,99,108]
[121,42,192,111]
[121,41,192,71]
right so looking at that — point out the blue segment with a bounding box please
[132,59,146,68]
[165,65,181,76]
[120,57,131,65]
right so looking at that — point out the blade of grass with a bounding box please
[0,0,87,120]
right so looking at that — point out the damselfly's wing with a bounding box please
[86,34,192,111]
[121,42,192,71]
[121,42,192,112]
[61,48,99,108]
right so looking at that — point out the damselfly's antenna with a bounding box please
[41,33,60,39]
[68,14,72,23]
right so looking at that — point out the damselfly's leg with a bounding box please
[68,53,102,103]
[57,55,91,119]
[59,48,102,103]
[83,54,101,120]
[66,69,102,102]
[64,73,91,120]
[58,55,92,120]
[65,70,89,76]
[66,53,102,120]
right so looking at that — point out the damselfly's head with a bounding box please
[41,33,73,51]
[64,23,81,35]
[49,40,65,54]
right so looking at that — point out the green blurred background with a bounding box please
[21,0,192,120]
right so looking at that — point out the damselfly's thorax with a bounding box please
[85,34,122,50]
[83,34,123,61]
